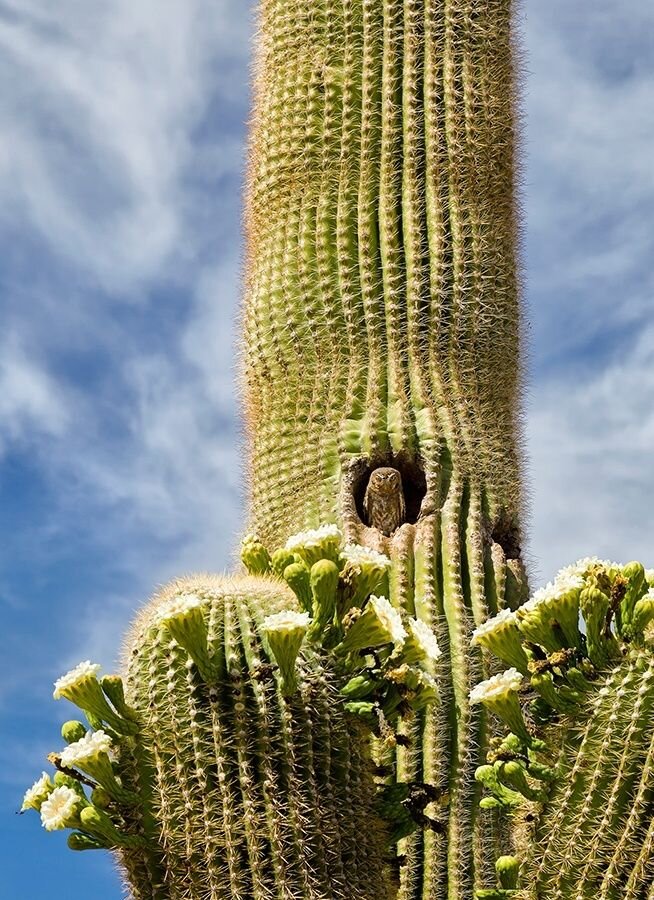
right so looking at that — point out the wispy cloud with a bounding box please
[0,336,70,452]
[521,0,654,582]
[523,0,654,368]
[0,0,252,290]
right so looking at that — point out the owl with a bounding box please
[363,467,406,536]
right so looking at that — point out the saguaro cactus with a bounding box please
[244,1,524,896]
[22,2,654,900]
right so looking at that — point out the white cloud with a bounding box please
[527,323,654,581]
[523,0,654,358]
[0,337,70,452]
[0,0,252,291]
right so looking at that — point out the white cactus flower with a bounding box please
[60,729,113,769]
[262,610,312,632]
[53,661,101,700]
[40,786,81,831]
[369,595,407,647]
[341,544,392,570]
[22,772,54,812]
[470,668,523,705]
[471,608,516,644]
[406,617,442,663]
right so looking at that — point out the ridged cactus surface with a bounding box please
[244,0,521,540]
[521,651,654,900]
[119,574,391,900]
[244,1,524,896]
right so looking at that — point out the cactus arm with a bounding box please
[522,654,654,900]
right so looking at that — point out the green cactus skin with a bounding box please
[116,574,393,900]
[515,650,654,900]
[244,1,524,896]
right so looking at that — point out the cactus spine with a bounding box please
[244,1,524,896]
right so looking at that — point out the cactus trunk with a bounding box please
[244,0,525,896]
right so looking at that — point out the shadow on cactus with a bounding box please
[23,527,447,899]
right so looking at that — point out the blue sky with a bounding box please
[1,2,653,897]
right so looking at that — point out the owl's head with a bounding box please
[368,467,403,495]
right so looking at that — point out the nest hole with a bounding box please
[352,453,427,528]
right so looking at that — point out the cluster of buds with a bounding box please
[243,527,441,723]
[337,596,441,727]
[470,555,654,892]
[21,666,142,852]
[242,527,393,641]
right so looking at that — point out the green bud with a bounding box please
[530,671,572,713]
[68,831,109,851]
[283,562,313,613]
[564,666,593,693]
[526,760,556,782]
[343,700,377,721]
[495,855,520,889]
[580,586,620,668]
[308,559,340,637]
[240,534,272,576]
[474,765,523,808]
[341,674,377,700]
[261,609,311,695]
[271,548,296,577]
[619,561,647,630]
[91,786,113,810]
[632,594,654,635]
[496,761,545,803]
[101,675,138,722]
[61,721,87,744]
[79,806,122,847]
[53,773,88,799]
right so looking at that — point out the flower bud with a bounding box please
[309,559,340,636]
[240,534,272,576]
[261,609,311,695]
[283,562,313,613]
[271,548,296,577]
[495,855,520,889]
[61,721,87,744]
